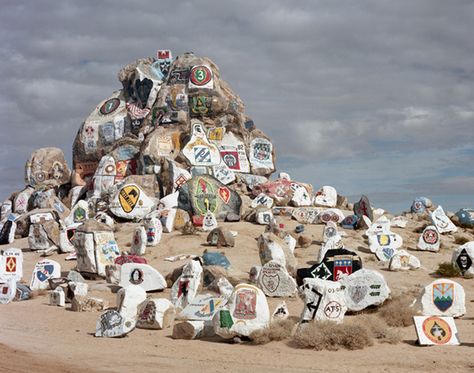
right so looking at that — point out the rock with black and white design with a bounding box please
[170,259,203,310]
[136,298,176,330]
[0,215,17,245]
[256,209,274,225]
[0,248,23,282]
[272,301,290,321]
[0,279,16,304]
[257,260,297,297]
[340,269,390,311]
[290,183,312,207]
[95,309,135,338]
[30,259,61,290]
[430,206,457,234]
[313,186,337,208]
[388,250,421,271]
[131,226,147,256]
[59,227,76,253]
[202,210,218,232]
[452,242,474,276]
[248,137,275,176]
[292,207,320,224]
[1,200,12,223]
[368,232,403,261]
[182,121,221,166]
[420,279,465,318]
[251,193,274,209]
[25,147,71,188]
[213,283,270,339]
[212,163,235,185]
[365,216,391,236]
[317,235,344,263]
[318,208,345,224]
[117,284,147,322]
[49,287,66,307]
[298,278,347,323]
[119,263,166,292]
[206,227,235,248]
[416,225,440,252]
[109,183,155,220]
[322,221,338,242]
[143,215,162,246]
[64,200,89,227]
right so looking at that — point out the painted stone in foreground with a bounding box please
[452,242,474,276]
[30,259,61,290]
[416,225,440,252]
[136,298,176,329]
[257,260,297,297]
[0,248,23,282]
[430,206,457,234]
[413,316,460,346]
[95,309,135,338]
[420,279,465,318]
[389,250,421,271]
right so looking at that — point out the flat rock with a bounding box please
[368,232,403,261]
[365,216,391,236]
[49,287,65,307]
[257,260,297,297]
[119,263,167,291]
[71,295,108,312]
[416,225,440,252]
[452,242,474,276]
[420,279,465,317]
[30,259,61,290]
[137,298,176,329]
[389,250,421,271]
[430,205,457,234]
[291,207,320,224]
[179,294,227,321]
[413,316,460,345]
[256,209,274,225]
[290,183,312,207]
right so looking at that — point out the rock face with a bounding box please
[452,242,474,276]
[416,225,440,252]
[119,263,167,292]
[213,283,269,339]
[340,269,390,311]
[257,260,297,297]
[298,278,347,323]
[430,206,457,234]
[389,250,421,271]
[136,298,176,329]
[30,259,61,290]
[420,279,465,318]
[25,147,71,188]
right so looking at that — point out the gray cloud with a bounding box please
[1,0,473,212]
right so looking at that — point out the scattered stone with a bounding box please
[206,227,235,247]
[119,263,166,292]
[340,214,359,229]
[389,250,421,271]
[365,216,391,236]
[131,226,147,256]
[454,208,474,228]
[71,295,108,312]
[143,215,162,246]
[174,208,190,230]
[353,195,373,222]
[291,207,320,224]
[0,248,23,282]
[420,279,465,317]
[430,206,458,234]
[257,233,296,274]
[160,208,177,233]
[202,251,231,269]
[318,235,344,263]
[105,265,120,284]
[170,259,203,310]
[452,242,474,276]
[391,216,408,228]
[49,287,66,307]
[411,197,432,213]
[249,137,275,176]
[249,266,261,283]
[95,309,135,338]
[318,208,345,224]
[272,301,289,321]
[368,232,403,262]
[14,283,32,301]
[416,225,441,252]
[413,316,460,345]
[137,298,176,329]
[313,186,337,207]
[257,260,297,297]
[115,254,147,265]
[30,259,61,290]
[256,209,274,225]
[0,279,16,304]
[117,284,147,322]
[64,200,89,226]
[295,225,304,234]
[67,270,85,283]
[172,320,206,340]
[251,193,274,209]
[290,183,312,207]
[179,294,227,321]
[322,221,338,242]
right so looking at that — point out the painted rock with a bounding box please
[212,163,235,185]
[322,221,339,243]
[291,207,320,224]
[391,216,408,228]
[13,187,34,215]
[183,121,221,166]
[143,215,162,246]
[95,309,135,338]
[178,175,241,220]
[173,209,190,230]
[30,259,61,290]
[136,298,176,329]
[74,221,120,277]
[257,260,297,297]
[252,179,292,205]
[318,208,345,224]
[239,174,268,190]
[365,216,391,236]
[64,200,89,226]
[202,210,218,232]
[115,254,147,265]
[0,248,23,282]
[452,242,474,276]
[297,248,362,285]
[119,263,166,292]
[213,283,270,339]
[388,250,421,271]
[160,208,177,233]
[290,183,312,207]
[341,214,359,229]
[206,228,235,247]
[411,197,432,214]
[413,316,460,346]
[109,183,155,220]
[353,195,373,222]
[49,287,65,307]
[454,208,474,228]
[249,137,275,176]
[170,259,203,310]
[117,284,147,323]
[91,155,116,197]
[430,206,457,234]
[0,279,16,304]
[131,226,147,256]
[340,269,390,311]
[257,233,296,274]
[249,266,262,283]
[0,200,12,223]
[272,301,290,321]
[0,216,17,245]
[28,220,58,253]
[298,278,347,323]
[251,193,274,209]
[313,186,337,208]
[71,296,108,312]
[256,209,274,225]
[318,235,344,263]
[416,225,440,252]
[14,283,32,302]
[179,294,227,321]
[420,279,465,317]
[59,226,76,254]
[368,232,403,262]
[217,131,250,173]
[25,147,71,187]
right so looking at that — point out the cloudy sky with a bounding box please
[1,0,473,213]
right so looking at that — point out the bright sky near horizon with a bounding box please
[1,1,473,214]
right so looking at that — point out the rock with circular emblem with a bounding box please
[416,225,440,252]
[318,208,345,224]
[119,263,167,292]
[95,309,135,338]
[452,242,474,276]
[430,206,458,234]
[257,260,297,297]
[25,147,71,188]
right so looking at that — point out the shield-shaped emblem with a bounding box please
[262,274,280,293]
[36,264,54,282]
[433,283,454,312]
[382,247,395,260]
[218,187,231,204]
[5,257,16,273]
[233,289,257,320]
[349,285,368,304]
[333,257,352,280]
[119,185,140,213]
[377,234,391,246]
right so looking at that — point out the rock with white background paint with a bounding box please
[389,250,421,271]
[119,263,167,292]
[430,206,457,234]
[136,298,176,330]
[452,242,474,276]
[420,279,465,318]
[313,186,337,208]
[416,225,440,252]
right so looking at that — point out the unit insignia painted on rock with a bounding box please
[433,283,454,312]
[119,185,140,213]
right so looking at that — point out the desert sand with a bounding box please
[1,213,473,373]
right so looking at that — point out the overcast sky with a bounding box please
[1,0,473,213]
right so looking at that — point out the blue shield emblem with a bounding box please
[36,264,54,282]
[433,283,454,312]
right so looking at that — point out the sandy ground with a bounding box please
[1,213,473,373]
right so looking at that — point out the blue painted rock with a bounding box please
[202,251,231,269]
[341,214,359,229]
[411,197,432,213]
[455,208,474,228]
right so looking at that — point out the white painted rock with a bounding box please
[272,301,289,321]
[59,227,76,253]
[413,316,460,346]
[161,208,176,233]
[257,261,297,297]
[30,259,61,290]
[322,221,339,243]
[213,283,270,339]
[202,210,218,232]
[179,294,227,321]
[212,163,235,185]
[251,193,274,209]
[28,222,57,253]
[256,209,274,225]
[318,234,344,263]
[340,269,390,312]
[92,155,116,197]
[290,183,312,207]
[365,216,391,236]
[416,225,440,252]
[218,131,250,173]
[291,207,320,224]
[131,226,147,256]
[0,248,23,282]
[109,183,155,220]
[95,309,135,338]
[143,215,162,246]
[391,216,408,228]
[136,298,176,329]
[49,287,65,307]
[64,200,89,226]
[117,284,147,322]
[257,234,286,268]
[420,279,465,318]
[13,187,34,215]
[430,205,457,234]
[313,186,337,208]
[318,208,345,224]
[249,137,275,174]
[119,263,166,292]
[298,278,347,323]
[388,250,421,271]
[0,279,16,304]
[368,232,403,261]
[183,121,221,166]
[452,242,474,276]
[170,260,203,310]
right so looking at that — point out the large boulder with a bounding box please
[25,147,71,187]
